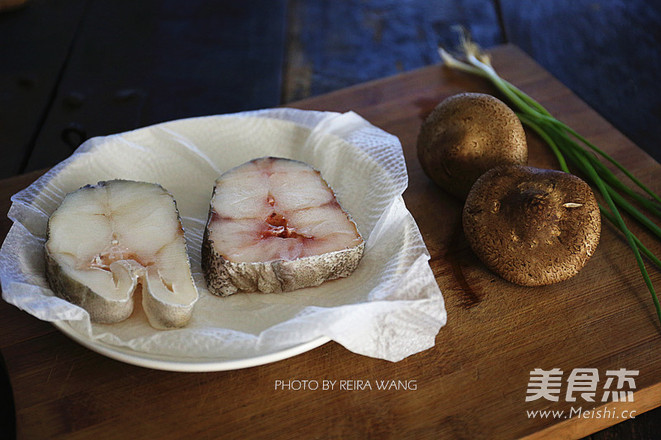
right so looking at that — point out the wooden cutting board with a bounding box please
[294,43,661,438]
[1,44,659,439]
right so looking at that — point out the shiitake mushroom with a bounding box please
[462,165,601,286]
[417,92,528,199]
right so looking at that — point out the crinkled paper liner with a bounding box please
[0,108,446,365]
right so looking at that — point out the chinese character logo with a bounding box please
[526,368,563,402]
[525,368,638,403]
[566,368,599,402]
[601,369,639,402]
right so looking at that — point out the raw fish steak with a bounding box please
[45,180,198,329]
[202,157,364,295]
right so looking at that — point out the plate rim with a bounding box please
[53,320,331,372]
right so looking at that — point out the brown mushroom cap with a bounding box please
[462,165,601,286]
[417,92,528,199]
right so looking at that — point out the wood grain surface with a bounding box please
[1,45,660,440]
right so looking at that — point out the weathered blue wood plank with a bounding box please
[499,0,661,162]
[283,0,503,101]
[23,0,288,172]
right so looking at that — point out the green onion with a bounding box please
[439,29,661,327]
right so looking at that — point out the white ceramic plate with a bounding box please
[1,108,445,370]
[53,320,331,372]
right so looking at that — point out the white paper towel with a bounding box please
[0,108,446,363]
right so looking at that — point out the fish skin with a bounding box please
[202,227,365,295]
[202,157,365,296]
[45,245,135,323]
